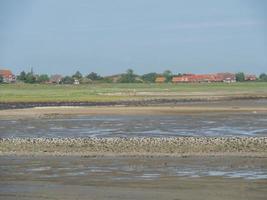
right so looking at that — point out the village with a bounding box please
[0,68,263,84]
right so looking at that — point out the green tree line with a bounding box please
[4,69,267,84]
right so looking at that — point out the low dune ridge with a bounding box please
[1,137,266,156]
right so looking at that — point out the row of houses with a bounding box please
[0,69,258,84]
[172,73,236,83]
[0,68,82,84]
[0,69,64,84]
[156,73,257,83]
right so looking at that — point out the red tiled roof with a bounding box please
[0,69,13,78]
[155,77,166,83]
[245,75,257,81]
[172,73,236,83]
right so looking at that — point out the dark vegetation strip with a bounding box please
[1,96,267,110]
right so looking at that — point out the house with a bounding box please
[172,76,186,83]
[0,69,16,83]
[245,74,257,81]
[155,76,166,83]
[172,74,213,83]
[215,73,236,83]
[74,79,80,85]
[172,73,236,83]
[50,74,62,84]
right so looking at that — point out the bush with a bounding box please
[86,72,103,81]
[118,69,139,83]
[37,74,49,83]
[25,73,37,83]
[235,72,245,82]
[61,76,74,84]
[141,73,158,83]
[259,73,267,81]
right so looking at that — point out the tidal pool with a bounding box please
[1,156,267,181]
[1,113,267,138]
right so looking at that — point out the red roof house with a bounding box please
[155,76,166,83]
[245,75,257,81]
[0,69,16,83]
[172,73,236,83]
[49,74,63,84]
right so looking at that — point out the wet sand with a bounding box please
[0,155,267,200]
[1,104,267,120]
[1,179,266,200]
[1,100,267,199]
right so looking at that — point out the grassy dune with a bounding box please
[0,82,267,102]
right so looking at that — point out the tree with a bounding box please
[80,77,92,84]
[61,76,74,84]
[17,71,26,81]
[72,71,83,80]
[37,74,49,83]
[25,73,37,83]
[86,72,102,81]
[141,73,158,83]
[0,75,3,83]
[259,73,267,81]
[163,70,173,82]
[118,69,136,83]
[235,72,245,82]
[100,77,113,83]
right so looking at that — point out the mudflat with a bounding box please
[0,99,267,199]
[1,100,267,119]
[0,155,266,200]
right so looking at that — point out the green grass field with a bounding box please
[0,82,267,102]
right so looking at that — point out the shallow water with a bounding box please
[1,113,267,138]
[1,156,266,181]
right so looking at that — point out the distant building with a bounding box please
[74,79,80,85]
[155,76,166,83]
[172,73,236,83]
[172,76,189,83]
[50,74,62,84]
[245,74,257,81]
[0,69,16,83]
[216,73,236,83]
[104,74,122,83]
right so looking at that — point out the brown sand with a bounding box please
[1,105,267,119]
[1,177,266,200]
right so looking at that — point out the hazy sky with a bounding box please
[0,0,266,75]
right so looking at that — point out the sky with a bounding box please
[0,0,267,76]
